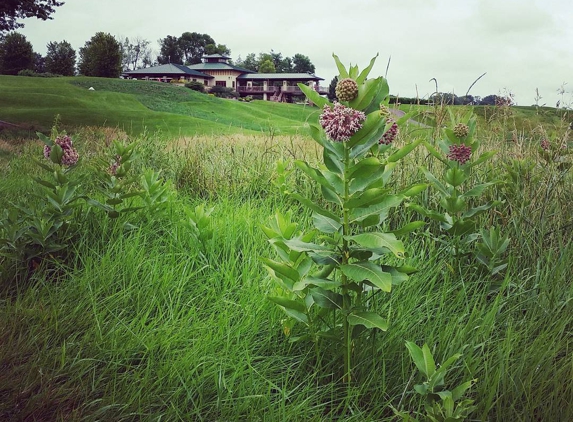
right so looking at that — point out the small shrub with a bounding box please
[185,81,206,93]
[208,86,238,99]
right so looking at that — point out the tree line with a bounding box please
[0,31,317,78]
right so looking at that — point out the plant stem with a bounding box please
[342,143,351,384]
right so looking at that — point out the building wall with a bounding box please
[202,69,242,88]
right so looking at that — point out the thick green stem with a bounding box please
[342,143,351,384]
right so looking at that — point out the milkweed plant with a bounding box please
[263,54,427,384]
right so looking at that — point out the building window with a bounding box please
[216,81,227,87]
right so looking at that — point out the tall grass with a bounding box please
[1,114,572,421]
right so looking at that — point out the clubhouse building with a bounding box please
[122,54,327,102]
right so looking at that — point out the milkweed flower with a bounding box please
[43,135,79,166]
[447,144,472,164]
[540,139,550,151]
[335,78,359,102]
[380,119,399,145]
[109,155,122,175]
[453,123,469,138]
[319,102,366,142]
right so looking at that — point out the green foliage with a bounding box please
[208,85,239,99]
[184,80,205,92]
[0,31,34,75]
[394,342,477,422]
[45,40,75,76]
[0,0,63,32]
[258,58,276,73]
[264,54,425,385]
[411,109,503,262]
[78,32,122,78]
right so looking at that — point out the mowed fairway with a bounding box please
[0,76,320,136]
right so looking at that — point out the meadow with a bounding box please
[0,76,572,421]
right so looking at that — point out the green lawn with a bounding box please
[0,76,320,136]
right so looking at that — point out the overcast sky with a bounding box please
[17,0,573,106]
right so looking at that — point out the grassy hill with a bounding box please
[0,76,320,136]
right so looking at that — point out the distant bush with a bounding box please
[238,95,253,102]
[209,86,239,99]
[185,81,206,93]
[17,69,62,77]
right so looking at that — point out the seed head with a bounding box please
[447,144,472,165]
[335,78,359,102]
[453,123,469,139]
[319,102,366,142]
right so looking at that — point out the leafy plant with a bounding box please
[394,342,477,422]
[263,54,426,384]
[411,110,500,261]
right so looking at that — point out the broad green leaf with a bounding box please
[390,221,426,236]
[261,258,300,285]
[356,53,379,84]
[462,201,499,219]
[295,160,335,191]
[297,83,330,108]
[347,110,386,149]
[348,156,381,179]
[313,213,342,234]
[346,187,390,209]
[290,193,340,221]
[444,167,468,187]
[421,167,450,196]
[405,342,436,377]
[451,379,475,401]
[349,195,404,225]
[408,203,449,223]
[469,150,496,167]
[347,312,388,331]
[332,53,349,78]
[348,64,359,79]
[293,276,341,291]
[387,138,422,163]
[341,262,392,291]
[284,238,331,253]
[310,287,343,309]
[267,296,307,313]
[349,77,387,112]
[462,182,495,197]
[347,232,405,258]
[36,131,53,147]
[400,183,428,197]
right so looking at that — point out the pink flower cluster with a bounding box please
[447,144,472,165]
[540,139,550,151]
[319,102,366,142]
[44,135,79,166]
[380,119,398,145]
[108,155,122,175]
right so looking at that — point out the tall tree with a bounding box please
[204,43,230,56]
[239,53,258,71]
[327,76,338,102]
[0,31,34,74]
[157,35,183,65]
[0,0,64,32]
[45,40,75,75]
[179,32,214,64]
[33,51,45,72]
[258,59,276,73]
[292,53,315,74]
[78,32,122,77]
[120,36,150,70]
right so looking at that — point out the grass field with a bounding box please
[1,78,572,421]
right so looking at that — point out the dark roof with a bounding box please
[188,62,256,74]
[237,72,324,81]
[123,63,213,78]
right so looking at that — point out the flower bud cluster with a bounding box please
[380,119,398,145]
[44,135,79,166]
[335,78,359,102]
[453,123,469,139]
[447,144,472,165]
[109,154,122,175]
[540,139,550,151]
[319,102,366,142]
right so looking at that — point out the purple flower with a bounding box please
[447,144,472,165]
[44,135,79,166]
[540,139,550,151]
[319,102,366,142]
[380,119,398,145]
[108,155,122,175]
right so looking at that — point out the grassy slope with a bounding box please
[0,76,319,136]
